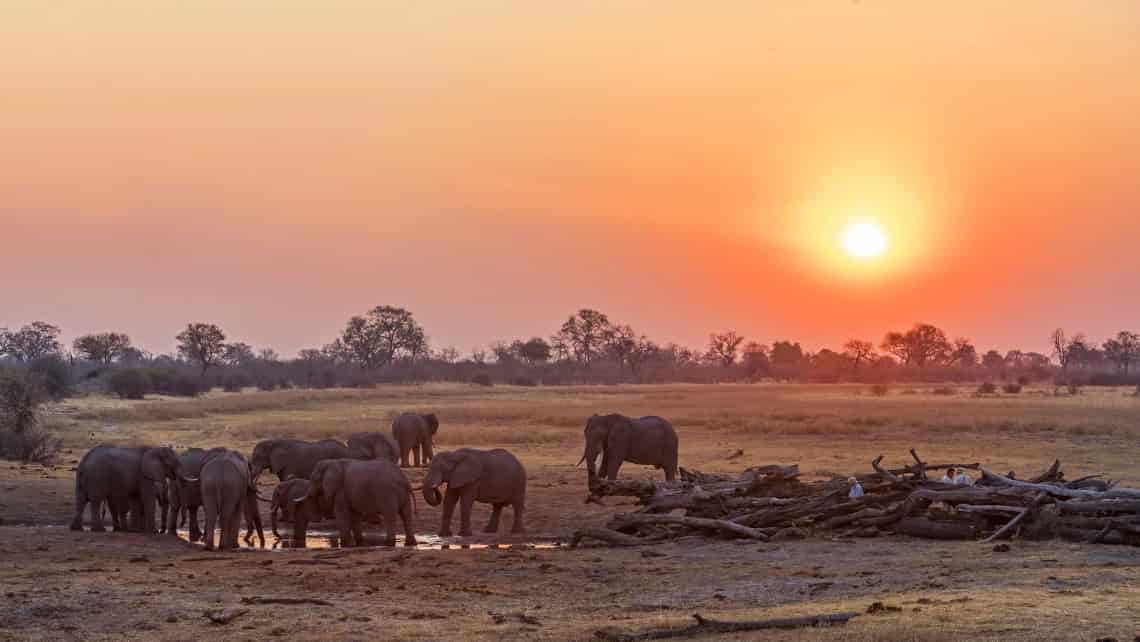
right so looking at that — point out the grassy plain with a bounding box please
[1,383,1139,640]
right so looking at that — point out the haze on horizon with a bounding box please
[3,2,1139,356]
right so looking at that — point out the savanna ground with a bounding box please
[2,383,1139,641]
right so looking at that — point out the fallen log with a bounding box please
[893,517,978,540]
[982,507,1030,543]
[981,469,1140,500]
[240,596,333,606]
[594,611,861,641]
[570,528,648,548]
[1057,499,1140,515]
[609,514,771,541]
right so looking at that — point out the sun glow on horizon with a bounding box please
[843,222,888,259]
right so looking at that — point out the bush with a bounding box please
[868,384,889,397]
[0,375,60,463]
[315,370,339,389]
[931,386,956,396]
[0,427,61,463]
[977,382,998,395]
[222,372,252,393]
[107,369,151,400]
[1002,383,1022,394]
[27,356,72,399]
[511,377,537,387]
[1016,376,1030,386]
[278,378,294,390]
[472,373,494,387]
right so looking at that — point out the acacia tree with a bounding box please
[951,337,978,367]
[516,338,552,366]
[0,322,62,362]
[72,332,132,365]
[176,323,227,383]
[222,342,256,367]
[606,324,638,376]
[555,309,611,368]
[742,341,770,378]
[706,331,745,369]
[340,305,427,369]
[881,324,950,367]
[842,339,875,371]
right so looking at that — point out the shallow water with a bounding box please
[175,528,563,551]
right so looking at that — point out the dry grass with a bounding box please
[3,383,1138,641]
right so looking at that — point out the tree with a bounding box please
[222,342,256,367]
[436,346,460,364]
[626,337,659,380]
[339,305,427,369]
[176,323,227,382]
[950,337,978,367]
[490,341,518,365]
[1,322,62,362]
[981,350,1005,370]
[769,341,805,367]
[257,348,280,362]
[706,331,745,369]
[555,309,611,367]
[72,332,132,365]
[741,342,770,379]
[1103,331,1140,375]
[880,324,950,367]
[516,338,552,366]
[1050,329,1084,371]
[842,339,875,371]
[606,324,638,375]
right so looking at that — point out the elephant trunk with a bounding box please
[582,443,601,480]
[423,485,442,507]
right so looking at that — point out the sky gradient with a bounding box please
[4,2,1140,356]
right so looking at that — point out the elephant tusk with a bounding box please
[292,494,309,504]
[575,455,586,468]
[182,476,199,483]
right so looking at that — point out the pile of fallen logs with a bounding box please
[572,452,1140,547]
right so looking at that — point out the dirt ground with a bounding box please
[2,383,1139,640]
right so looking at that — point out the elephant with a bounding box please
[167,448,207,540]
[71,445,185,533]
[249,438,351,481]
[423,448,526,537]
[199,448,264,550]
[347,431,400,464]
[293,458,417,547]
[391,412,439,467]
[580,414,678,481]
[269,478,332,546]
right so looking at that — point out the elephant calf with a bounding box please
[269,478,329,544]
[423,449,526,537]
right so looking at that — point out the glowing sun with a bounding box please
[843,222,888,259]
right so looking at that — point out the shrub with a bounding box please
[1016,376,1030,386]
[868,384,889,397]
[472,373,494,387]
[222,373,252,393]
[107,369,151,400]
[0,375,60,463]
[144,369,203,397]
[977,382,998,395]
[931,386,956,396]
[27,356,72,400]
[1002,383,1022,394]
[315,370,339,389]
[511,376,538,387]
[278,378,294,390]
[0,427,61,463]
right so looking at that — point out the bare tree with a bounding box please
[1,322,62,362]
[436,346,460,364]
[706,331,745,369]
[176,323,227,383]
[222,342,256,367]
[72,332,132,365]
[842,339,875,371]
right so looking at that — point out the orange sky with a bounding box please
[3,2,1140,356]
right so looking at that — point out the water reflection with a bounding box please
[175,528,562,551]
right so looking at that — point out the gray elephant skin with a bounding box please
[167,448,207,540]
[199,448,265,550]
[581,414,678,481]
[71,445,183,533]
[269,478,332,545]
[249,438,351,481]
[391,412,439,467]
[347,431,400,463]
[423,448,526,536]
[294,459,417,547]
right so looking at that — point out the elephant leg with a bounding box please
[379,507,398,546]
[439,488,459,537]
[510,500,526,534]
[350,512,364,547]
[458,488,477,537]
[399,498,417,547]
[292,509,309,549]
[188,506,201,541]
[334,499,353,547]
[399,447,410,468]
[203,499,217,551]
[484,504,503,534]
[664,464,676,482]
[413,444,421,468]
[70,492,87,531]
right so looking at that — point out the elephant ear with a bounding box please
[318,461,346,499]
[450,452,483,489]
[605,415,633,450]
[141,450,166,482]
[422,413,439,435]
[269,445,292,477]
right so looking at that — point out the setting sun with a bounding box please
[843,222,888,259]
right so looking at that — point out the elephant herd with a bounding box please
[70,411,680,550]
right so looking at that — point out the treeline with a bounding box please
[3,310,1140,403]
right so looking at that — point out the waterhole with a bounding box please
[175,528,563,551]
